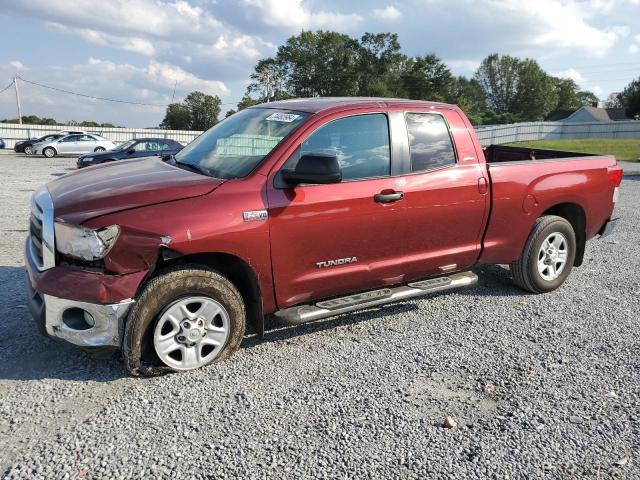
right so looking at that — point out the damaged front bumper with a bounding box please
[25,238,139,348]
[26,279,133,347]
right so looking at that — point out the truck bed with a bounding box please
[484,145,598,164]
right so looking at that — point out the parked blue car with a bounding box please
[77,137,182,168]
[0,138,5,149]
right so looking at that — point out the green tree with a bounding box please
[160,103,191,130]
[184,91,221,130]
[576,90,599,107]
[474,54,557,121]
[280,30,360,97]
[604,92,622,108]
[552,78,582,111]
[448,76,486,116]
[356,32,406,97]
[245,31,361,99]
[236,95,261,111]
[160,91,221,130]
[616,76,640,118]
[400,54,453,101]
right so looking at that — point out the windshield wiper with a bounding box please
[175,159,216,178]
[163,154,228,179]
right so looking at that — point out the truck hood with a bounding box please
[48,157,224,224]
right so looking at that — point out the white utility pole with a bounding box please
[14,77,22,124]
[261,68,273,103]
[171,80,178,103]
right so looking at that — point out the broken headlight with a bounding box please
[54,222,120,261]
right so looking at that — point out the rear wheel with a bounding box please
[123,265,246,376]
[510,215,576,293]
[24,145,33,155]
[43,147,56,158]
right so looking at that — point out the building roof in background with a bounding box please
[547,110,575,122]
[561,105,632,122]
[605,108,629,121]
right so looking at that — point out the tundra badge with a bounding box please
[316,257,358,268]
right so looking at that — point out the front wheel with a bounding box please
[24,145,33,155]
[43,147,56,158]
[94,147,106,152]
[123,265,246,376]
[510,215,576,293]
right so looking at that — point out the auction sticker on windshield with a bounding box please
[266,112,301,122]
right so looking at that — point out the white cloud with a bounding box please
[628,44,639,54]
[611,25,630,37]
[210,34,261,59]
[447,59,481,74]
[591,85,604,96]
[373,5,402,21]
[9,60,26,71]
[0,57,229,125]
[11,0,222,43]
[491,0,619,56]
[241,0,362,31]
[49,22,156,56]
[553,68,586,83]
[80,58,228,97]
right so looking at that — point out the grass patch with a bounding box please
[506,138,640,162]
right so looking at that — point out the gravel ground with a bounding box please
[0,153,638,479]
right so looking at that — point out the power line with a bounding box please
[15,75,237,107]
[0,80,14,95]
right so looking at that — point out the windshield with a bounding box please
[175,108,310,179]
[114,140,136,151]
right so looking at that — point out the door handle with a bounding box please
[374,191,404,203]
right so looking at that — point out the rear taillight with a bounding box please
[607,166,623,187]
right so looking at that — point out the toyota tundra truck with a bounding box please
[25,98,622,375]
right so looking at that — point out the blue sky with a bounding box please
[0,0,639,127]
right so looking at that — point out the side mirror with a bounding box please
[280,153,342,186]
[126,148,135,154]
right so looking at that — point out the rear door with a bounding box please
[396,109,488,279]
[267,111,408,308]
[77,135,98,153]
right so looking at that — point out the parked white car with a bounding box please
[33,133,115,158]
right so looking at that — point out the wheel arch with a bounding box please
[541,203,586,266]
[153,250,264,338]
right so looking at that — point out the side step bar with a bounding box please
[275,271,478,325]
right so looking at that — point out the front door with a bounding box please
[267,112,407,308]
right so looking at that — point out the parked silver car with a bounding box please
[33,133,115,158]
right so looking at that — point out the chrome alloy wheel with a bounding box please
[537,232,568,281]
[153,296,230,371]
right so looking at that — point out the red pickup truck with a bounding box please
[25,98,621,375]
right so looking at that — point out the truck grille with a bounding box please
[30,204,44,266]
[29,187,55,271]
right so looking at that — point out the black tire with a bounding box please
[24,145,33,155]
[510,215,576,293]
[123,265,246,376]
[94,147,106,152]
[43,147,56,158]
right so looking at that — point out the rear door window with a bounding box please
[405,113,456,172]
